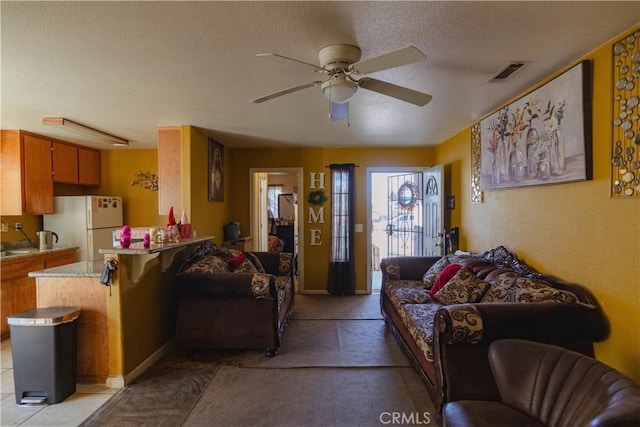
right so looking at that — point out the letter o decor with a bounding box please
[397,182,419,211]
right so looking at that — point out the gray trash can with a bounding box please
[8,306,81,405]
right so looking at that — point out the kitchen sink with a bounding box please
[1,248,39,257]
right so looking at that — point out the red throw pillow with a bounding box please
[429,263,463,298]
[228,252,247,271]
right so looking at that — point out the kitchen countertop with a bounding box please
[0,246,78,261]
[27,236,214,279]
[28,260,105,278]
[99,235,214,255]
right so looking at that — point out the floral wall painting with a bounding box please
[208,138,224,202]
[480,61,593,190]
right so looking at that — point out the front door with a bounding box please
[423,165,444,256]
[386,172,424,257]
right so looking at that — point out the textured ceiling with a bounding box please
[2,1,638,149]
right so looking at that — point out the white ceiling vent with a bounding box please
[489,62,528,82]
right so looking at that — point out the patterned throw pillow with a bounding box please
[228,252,247,270]
[181,255,229,274]
[434,268,489,305]
[234,259,258,273]
[483,275,579,304]
[422,256,451,289]
[244,252,266,273]
[429,263,463,298]
[385,262,401,280]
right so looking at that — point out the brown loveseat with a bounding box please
[443,339,640,427]
[380,246,609,411]
[173,242,294,356]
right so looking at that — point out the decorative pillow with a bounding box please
[385,262,401,280]
[429,263,463,298]
[233,258,259,273]
[483,275,578,304]
[267,235,285,252]
[434,268,489,305]
[422,256,452,289]
[181,254,229,274]
[278,252,293,276]
[244,252,266,273]
[228,252,247,270]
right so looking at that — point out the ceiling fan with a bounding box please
[250,44,432,114]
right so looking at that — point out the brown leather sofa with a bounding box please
[380,246,609,411]
[443,339,640,427]
[173,243,294,356]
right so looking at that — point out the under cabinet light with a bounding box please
[42,117,130,146]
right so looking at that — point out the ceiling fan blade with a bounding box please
[349,46,426,75]
[256,53,327,74]
[250,81,323,103]
[358,77,432,106]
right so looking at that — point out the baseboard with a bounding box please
[106,338,175,389]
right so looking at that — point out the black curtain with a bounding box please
[327,163,355,295]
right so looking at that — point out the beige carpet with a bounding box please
[292,294,383,320]
[239,319,410,368]
[81,294,440,426]
[184,366,436,427]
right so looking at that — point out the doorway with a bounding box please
[367,166,444,293]
[250,168,304,292]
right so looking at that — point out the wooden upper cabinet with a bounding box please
[1,130,102,215]
[78,147,101,186]
[52,141,79,184]
[23,134,55,214]
[0,131,54,215]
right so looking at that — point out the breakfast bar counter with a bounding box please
[29,236,214,387]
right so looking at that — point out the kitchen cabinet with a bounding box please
[52,141,79,183]
[1,130,54,215]
[78,147,101,185]
[0,248,77,339]
[53,141,101,186]
[1,130,102,215]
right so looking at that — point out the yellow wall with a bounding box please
[230,146,435,292]
[435,26,640,383]
[0,215,42,243]
[182,126,230,245]
[99,127,232,245]
[99,149,164,227]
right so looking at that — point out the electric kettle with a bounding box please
[37,230,58,251]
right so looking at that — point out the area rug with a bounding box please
[80,293,441,426]
[79,350,243,427]
[183,366,437,427]
[239,319,409,368]
[292,294,383,320]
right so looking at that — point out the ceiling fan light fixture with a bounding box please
[321,76,357,104]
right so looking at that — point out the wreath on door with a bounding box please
[397,182,419,211]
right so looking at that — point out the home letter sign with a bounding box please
[308,172,326,246]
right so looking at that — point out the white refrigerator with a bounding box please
[44,196,123,262]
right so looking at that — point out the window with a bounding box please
[267,185,283,218]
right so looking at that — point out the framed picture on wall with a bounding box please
[208,138,224,202]
[480,60,593,190]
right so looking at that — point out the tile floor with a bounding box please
[1,339,117,427]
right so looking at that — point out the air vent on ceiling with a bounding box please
[489,62,528,82]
